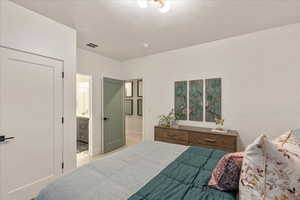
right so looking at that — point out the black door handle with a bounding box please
[103,117,110,121]
[0,135,15,143]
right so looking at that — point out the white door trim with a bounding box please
[76,74,93,156]
[0,46,64,200]
[0,44,76,173]
[123,77,145,142]
[0,45,63,62]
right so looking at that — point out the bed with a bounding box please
[37,141,236,200]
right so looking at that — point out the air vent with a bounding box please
[86,43,99,48]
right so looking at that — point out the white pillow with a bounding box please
[239,135,266,200]
[239,130,300,200]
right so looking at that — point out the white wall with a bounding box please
[0,0,77,171]
[0,1,2,39]
[77,48,123,155]
[122,23,300,150]
[2,0,299,155]
[126,116,143,135]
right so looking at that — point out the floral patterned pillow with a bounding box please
[239,130,300,200]
[208,152,244,191]
[239,135,267,200]
[267,129,300,199]
[274,129,300,150]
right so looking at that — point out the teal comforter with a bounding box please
[129,146,236,200]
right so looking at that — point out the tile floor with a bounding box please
[76,133,142,168]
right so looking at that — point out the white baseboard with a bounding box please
[126,131,142,136]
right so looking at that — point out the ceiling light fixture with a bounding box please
[138,0,171,13]
[143,43,150,48]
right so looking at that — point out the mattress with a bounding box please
[37,141,188,200]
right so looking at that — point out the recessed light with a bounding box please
[86,43,99,48]
[143,43,150,48]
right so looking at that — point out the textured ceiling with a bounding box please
[11,0,300,60]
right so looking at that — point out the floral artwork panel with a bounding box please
[205,78,222,122]
[175,81,187,120]
[137,99,143,116]
[189,80,204,121]
[124,99,133,115]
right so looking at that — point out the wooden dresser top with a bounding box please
[155,125,239,137]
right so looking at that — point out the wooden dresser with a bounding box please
[155,126,238,152]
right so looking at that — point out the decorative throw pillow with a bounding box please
[265,129,300,200]
[274,129,300,149]
[239,130,300,200]
[239,135,267,200]
[208,152,244,191]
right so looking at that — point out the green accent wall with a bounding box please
[175,81,187,120]
[205,78,222,122]
[189,80,204,121]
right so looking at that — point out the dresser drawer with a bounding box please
[154,126,238,152]
[189,132,236,152]
[155,128,188,142]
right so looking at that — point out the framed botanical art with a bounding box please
[137,99,143,116]
[137,80,143,97]
[174,78,222,122]
[125,81,133,97]
[189,80,204,121]
[125,99,133,115]
[205,78,222,122]
[174,81,188,120]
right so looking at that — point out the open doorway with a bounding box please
[124,79,143,147]
[76,74,92,167]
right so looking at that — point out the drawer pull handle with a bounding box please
[204,138,217,143]
[166,134,177,138]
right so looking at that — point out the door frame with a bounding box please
[0,46,64,200]
[0,44,76,173]
[0,45,76,173]
[100,75,125,154]
[124,77,145,142]
[76,74,93,156]
[124,78,145,141]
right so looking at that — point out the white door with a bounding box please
[0,47,63,200]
